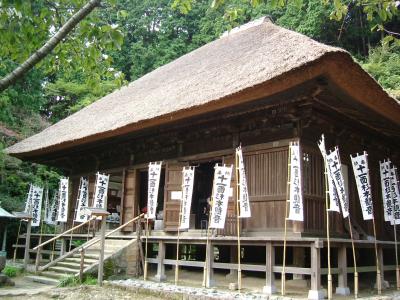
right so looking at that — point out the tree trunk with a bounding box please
[0,0,102,93]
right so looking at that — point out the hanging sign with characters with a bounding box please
[57,178,69,222]
[380,160,393,222]
[75,177,90,222]
[209,164,233,229]
[93,173,109,209]
[24,184,33,214]
[31,185,44,227]
[326,147,349,218]
[317,135,340,212]
[351,152,373,220]
[288,142,304,221]
[179,166,195,230]
[390,166,400,225]
[46,191,58,225]
[236,146,251,218]
[147,162,162,219]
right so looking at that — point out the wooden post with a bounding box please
[13,221,22,262]
[336,245,350,295]
[1,224,7,252]
[98,214,107,286]
[79,249,85,282]
[155,241,166,282]
[23,219,32,269]
[35,246,41,273]
[235,150,242,291]
[263,242,276,294]
[204,240,215,288]
[144,218,150,280]
[308,242,325,300]
[281,142,292,296]
[377,246,389,288]
[372,217,382,294]
[60,223,67,256]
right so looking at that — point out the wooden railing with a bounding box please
[33,217,96,271]
[35,213,144,274]
[78,213,145,280]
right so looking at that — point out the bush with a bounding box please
[83,275,97,285]
[58,275,79,287]
[2,265,19,277]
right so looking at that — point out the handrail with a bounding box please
[33,216,96,250]
[39,213,145,272]
[82,213,145,250]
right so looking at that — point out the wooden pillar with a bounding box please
[227,245,238,279]
[1,224,7,252]
[154,241,166,282]
[205,242,215,287]
[23,219,32,269]
[336,245,350,295]
[98,215,107,286]
[60,223,67,256]
[263,242,276,294]
[308,241,325,300]
[376,246,389,289]
[293,247,305,280]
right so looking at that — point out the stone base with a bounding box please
[263,285,277,294]
[335,286,350,296]
[205,279,216,288]
[308,289,326,300]
[154,274,166,282]
[229,282,238,290]
[374,280,390,289]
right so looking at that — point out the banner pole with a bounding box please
[69,180,81,252]
[323,162,333,299]
[371,216,382,294]
[235,150,242,291]
[175,168,185,285]
[144,217,149,280]
[281,142,292,296]
[347,216,358,298]
[203,167,216,288]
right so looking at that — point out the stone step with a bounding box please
[40,271,68,280]
[25,275,59,285]
[56,261,91,270]
[49,266,79,275]
[65,257,98,264]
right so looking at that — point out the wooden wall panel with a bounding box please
[122,169,139,232]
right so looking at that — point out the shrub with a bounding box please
[58,275,79,287]
[2,266,19,277]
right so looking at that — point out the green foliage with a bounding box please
[59,275,80,287]
[361,44,400,100]
[83,274,97,285]
[72,239,86,248]
[2,265,20,277]
[103,259,115,279]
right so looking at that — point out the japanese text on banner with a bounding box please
[380,160,392,222]
[236,146,251,218]
[317,135,340,212]
[147,162,162,219]
[210,165,233,229]
[179,167,195,230]
[288,143,304,221]
[57,178,69,222]
[75,177,90,222]
[351,152,373,220]
[326,148,349,218]
[93,173,109,209]
[390,166,400,225]
[46,191,58,225]
[24,184,33,214]
[31,185,44,227]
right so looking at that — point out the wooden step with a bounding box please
[65,257,98,264]
[56,261,91,269]
[25,275,59,285]
[40,271,68,280]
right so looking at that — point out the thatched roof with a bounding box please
[6,17,400,158]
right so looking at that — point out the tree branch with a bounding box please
[0,0,102,93]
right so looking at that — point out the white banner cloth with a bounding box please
[57,178,69,222]
[210,165,233,229]
[75,177,90,222]
[287,143,304,221]
[236,146,251,218]
[147,162,162,219]
[380,160,393,222]
[93,173,109,209]
[31,185,44,227]
[179,167,195,230]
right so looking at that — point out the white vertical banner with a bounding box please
[24,184,33,213]
[350,152,373,220]
[390,166,400,225]
[31,185,44,227]
[179,167,195,230]
[209,164,233,229]
[380,160,392,222]
[287,142,304,221]
[46,191,58,225]
[57,178,69,222]
[43,189,49,222]
[326,147,349,218]
[317,135,340,212]
[147,162,162,219]
[236,146,251,218]
[93,173,110,209]
[75,177,90,222]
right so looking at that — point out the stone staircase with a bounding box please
[26,238,136,285]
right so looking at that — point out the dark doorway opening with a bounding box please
[192,160,221,229]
